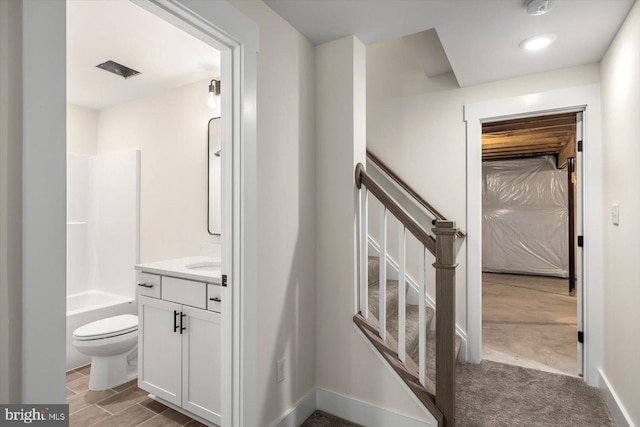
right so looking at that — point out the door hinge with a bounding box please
[222,274,228,287]
[578,236,584,247]
[578,331,584,344]
[577,140,583,152]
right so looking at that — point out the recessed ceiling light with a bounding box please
[520,34,556,51]
[526,0,555,16]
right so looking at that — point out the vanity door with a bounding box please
[138,296,182,406]
[181,306,222,425]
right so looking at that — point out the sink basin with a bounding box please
[185,261,220,271]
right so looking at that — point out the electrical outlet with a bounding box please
[276,358,285,383]
[612,203,619,226]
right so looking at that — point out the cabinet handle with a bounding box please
[209,297,221,302]
[180,312,186,334]
[137,283,154,288]
[173,310,179,333]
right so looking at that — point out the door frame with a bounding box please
[21,0,258,424]
[464,85,603,386]
[131,2,258,425]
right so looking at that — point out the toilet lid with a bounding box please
[73,314,138,340]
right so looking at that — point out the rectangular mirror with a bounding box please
[208,117,221,235]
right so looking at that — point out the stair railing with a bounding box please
[367,149,466,239]
[355,163,459,427]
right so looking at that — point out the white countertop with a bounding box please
[135,256,221,284]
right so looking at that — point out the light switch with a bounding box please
[612,204,619,226]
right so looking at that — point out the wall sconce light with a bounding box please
[208,79,220,109]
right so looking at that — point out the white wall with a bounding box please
[0,0,23,404]
[600,1,640,425]
[96,79,216,263]
[367,63,600,333]
[67,104,98,154]
[228,2,317,426]
[315,35,433,422]
[21,0,67,403]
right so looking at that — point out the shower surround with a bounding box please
[66,150,140,369]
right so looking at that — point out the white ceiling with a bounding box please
[264,0,634,87]
[67,0,221,110]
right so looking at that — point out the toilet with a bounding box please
[73,314,139,391]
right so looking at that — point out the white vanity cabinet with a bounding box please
[137,272,222,426]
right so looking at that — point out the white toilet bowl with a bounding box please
[73,314,139,391]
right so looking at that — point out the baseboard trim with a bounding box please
[598,369,636,427]
[368,235,469,362]
[316,387,435,427]
[272,383,435,427]
[353,324,437,422]
[272,387,317,427]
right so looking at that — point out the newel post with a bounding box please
[433,220,459,427]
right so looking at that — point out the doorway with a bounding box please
[20,0,257,423]
[480,112,582,377]
[464,85,604,387]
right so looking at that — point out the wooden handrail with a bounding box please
[356,163,436,255]
[366,150,466,238]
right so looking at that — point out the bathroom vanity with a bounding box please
[135,256,222,426]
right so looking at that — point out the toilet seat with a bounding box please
[73,314,138,341]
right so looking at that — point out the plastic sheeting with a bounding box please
[483,156,569,278]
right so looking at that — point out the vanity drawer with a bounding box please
[162,277,207,309]
[207,284,222,313]
[137,273,161,298]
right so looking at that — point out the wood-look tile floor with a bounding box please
[67,367,358,427]
[65,365,206,427]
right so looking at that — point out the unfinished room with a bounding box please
[481,112,581,377]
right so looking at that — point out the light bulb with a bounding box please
[208,92,217,109]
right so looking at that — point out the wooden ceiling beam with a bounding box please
[486,127,575,140]
[482,138,571,149]
[483,149,560,157]
[483,151,558,160]
[482,148,562,156]
[483,121,575,135]
[481,113,577,161]
[482,113,576,133]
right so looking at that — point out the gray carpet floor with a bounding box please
[300,361,614,427]
[301,410,362,426]
[456,360,614,427]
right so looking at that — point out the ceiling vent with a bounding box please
[95,60,141,79]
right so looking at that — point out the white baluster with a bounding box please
[419,245,426,386]
[379,204,387,341]
[398,224,406,362]
[360,187,368,318]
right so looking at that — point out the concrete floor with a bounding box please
[482,273,578,376]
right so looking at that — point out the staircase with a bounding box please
[367,256,461,385]
[354,153,464,427]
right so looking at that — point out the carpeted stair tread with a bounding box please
[367,278,400,320]
[368,256,379,287]
[368,257,435,359]
[301,410,362,426]
[404,305,435,363]
[367,255,462,392]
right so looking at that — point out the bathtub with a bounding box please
[66,290,136,370]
